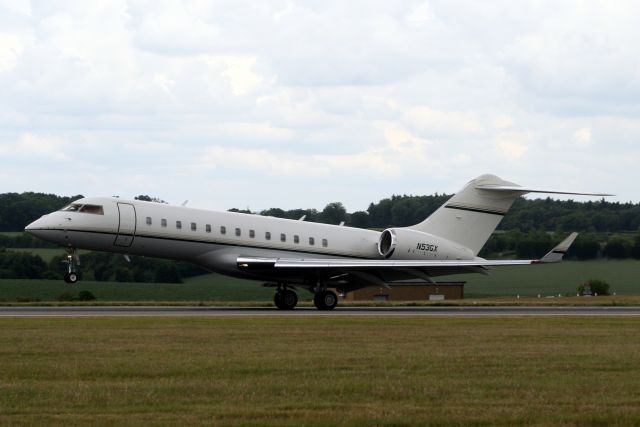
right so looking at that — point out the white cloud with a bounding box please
[0,0,637,208]
[219,56,264,96]
[573,127,592,147]
[199,143,403,179]
[495,133,530,160]
[0,33,24,72]
[0,133,70,161]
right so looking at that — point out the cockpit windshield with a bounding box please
[61,204,82,212]
[60,204,104,215]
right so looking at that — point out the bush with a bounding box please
[603,237,633,259]
[77,290,96,301]
[578,279,611,296]
[55,291,77,302]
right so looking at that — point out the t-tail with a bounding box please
[409,174,612,256]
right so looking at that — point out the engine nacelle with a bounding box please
[378,228,474,260]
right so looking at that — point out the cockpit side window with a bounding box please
[79,205,104,215]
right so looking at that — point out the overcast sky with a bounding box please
[1,0,637,212]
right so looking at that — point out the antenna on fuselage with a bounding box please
[181,200,189,207]
[298,215,306,221]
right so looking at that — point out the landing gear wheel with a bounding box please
[63,247,81,284]
[274,289,298,310]
[314,290,338,310]
[64,272,78,284]
[274,291,284,309]
[281,289,298,310]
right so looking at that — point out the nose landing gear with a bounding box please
[63,248,80,284]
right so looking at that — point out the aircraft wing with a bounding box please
[239,257,535,269]
[238,233,578,271]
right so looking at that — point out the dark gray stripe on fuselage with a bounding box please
[444,204,506,216]
[32,228,366,259]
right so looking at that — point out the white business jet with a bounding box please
[25,174,609,310]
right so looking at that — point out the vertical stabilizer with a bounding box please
[409,174,526,255]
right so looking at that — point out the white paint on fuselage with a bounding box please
[26,197,382,278]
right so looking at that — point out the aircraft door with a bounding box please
[114,203,136,247]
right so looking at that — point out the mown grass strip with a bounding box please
[1,317,640,426]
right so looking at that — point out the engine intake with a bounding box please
[378,229,397,258]
[377,228,474,261]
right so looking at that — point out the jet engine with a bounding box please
[377,228,474,261]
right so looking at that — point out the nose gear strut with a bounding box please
[63,247,80,284]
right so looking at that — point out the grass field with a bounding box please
[0,232,25,237]
[0,273,275,302]
[1,316,639,426]
[5,248,90,263]
[0,260,639,302]
[449,260,640,297]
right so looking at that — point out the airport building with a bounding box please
[341,281,465,301]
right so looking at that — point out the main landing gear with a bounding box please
[63,247,80,284]
[274,284,298,310]
[272,283,338,310]
[313,290,338,311]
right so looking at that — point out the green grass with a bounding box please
[0,231,24,237]
[1,260,640,303]
[446,260,640,297]
[0,273,275,303]
[5,248,91,263]
[1,317,640,425]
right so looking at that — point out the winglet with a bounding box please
[539,232,579,263]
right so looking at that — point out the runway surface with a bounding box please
[1,306,640,317]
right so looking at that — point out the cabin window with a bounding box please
[322,238,328,247]
[161,219,167,227]
[280,233,286,242]
[265,231,271,240]
[79,205,104,215]
[235,228,241,237]
[176,221,182,229]
[146,217,152,225]
[206,224,211,233]
[220,226,226,234]
[191,222,197,231]
[293,235,299,244]
[309,237,315,245]
[249,229,255,238]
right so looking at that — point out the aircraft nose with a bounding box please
[25,217,46,233]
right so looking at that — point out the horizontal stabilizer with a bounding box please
[476,185,613,197]
[539,232,579,263]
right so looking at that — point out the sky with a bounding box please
[1,0,638,213]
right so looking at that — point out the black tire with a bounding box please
[280,289,298,310]
[314,290,338,310]
[274,291,284,309]
[63,273,71,284]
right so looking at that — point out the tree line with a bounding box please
[1,191,639,283]
[0,249,205,283]
[2,191,639,234]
